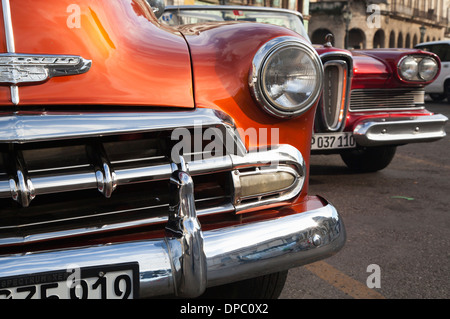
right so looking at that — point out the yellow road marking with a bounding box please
[304,261,385,299]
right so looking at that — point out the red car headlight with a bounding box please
[418,57,439,81]
[398,56,419,81]
[398,55,439,82]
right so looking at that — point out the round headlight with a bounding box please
[398,56,418,81]
[249,36,323,118]
[418,58,438,81]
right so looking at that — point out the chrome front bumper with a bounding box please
[353,114,448,147]
[0,196,345,298]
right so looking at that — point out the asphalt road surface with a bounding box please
[279,99,450,299]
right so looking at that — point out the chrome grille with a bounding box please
[349,89,425,111]
[0,109,305,247]
[316,53,352,132]
[0,109,239,247]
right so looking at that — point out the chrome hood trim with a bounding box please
[0,108,239,145]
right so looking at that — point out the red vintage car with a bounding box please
[162,5,448,172]
[0,0,345,299]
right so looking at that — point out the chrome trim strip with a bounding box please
[350,107,426,113]
[1,0,14,53]
[1,0,19,105]
[0,151,230,200]
[353,114,448,147]
[0,109,240,145]
[0,204,236,247]
[0,197,346,298]
[319,51,354,78]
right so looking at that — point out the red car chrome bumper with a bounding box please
[353,114,448,147]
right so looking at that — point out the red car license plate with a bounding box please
[311,132,356,150]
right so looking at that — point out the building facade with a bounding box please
[162,0,449,49]
[309,0,450,49]
[167,0,298,10]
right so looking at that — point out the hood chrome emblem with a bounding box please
[0,54,92,85]
[1,0,92,105]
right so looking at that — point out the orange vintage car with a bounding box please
[0,0,345,299]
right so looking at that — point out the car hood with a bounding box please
[350,51,391,89]
[0,0,194,108]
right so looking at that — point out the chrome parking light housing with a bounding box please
[249,36,324,119]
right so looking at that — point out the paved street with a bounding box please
[280,99,450,299]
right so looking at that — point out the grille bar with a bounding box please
[0,156,233,205]
[349,89,425,111]
[0,109,241,144]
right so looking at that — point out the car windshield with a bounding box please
[161,7,310,42]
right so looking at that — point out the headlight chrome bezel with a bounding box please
[249,36,324,119]
[397,55,439,82]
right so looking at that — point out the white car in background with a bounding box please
[416,40,450,103]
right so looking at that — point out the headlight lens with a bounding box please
[399,56,418,81]
[398,55,439,82]
[250,36,323,118]
[418,58,438,81]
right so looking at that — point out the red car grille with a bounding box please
[349,89,425,111]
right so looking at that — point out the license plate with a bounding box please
[0,262,139,299]
[311,132,356,150]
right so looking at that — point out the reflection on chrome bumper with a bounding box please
[353,114,448,147]
[0,197,345,298]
